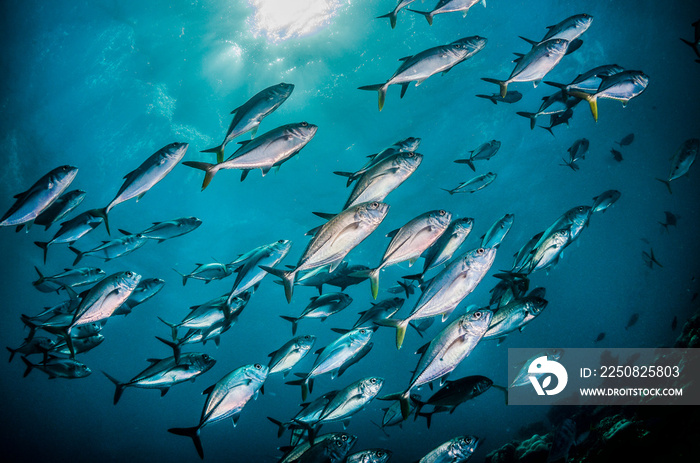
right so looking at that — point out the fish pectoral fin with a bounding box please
[329,222,362,248]
[231,414,241,428]
[202,384,215,395]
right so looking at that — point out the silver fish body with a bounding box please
[480,213,514,249]
[268,335,316,376]
[69,271,141,333]
[419,435,480,463]
[316,376,384,424]
[70,233,149,265]
[32,266,106,293]
[658,138,698,192]
[421,217,474,274]
[541,14,593,42]
[228,239,292,300]
[139,216,202,242]
[443,172,496,194]
[345,152,423,209]
[592,190,621,213]
[34,189,86,230]
[484,296,548,340]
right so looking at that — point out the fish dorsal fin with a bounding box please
[13,191,26,199]
[267,348,278,358]
[398,55,413,62]
[328,259,343,273]
[203,384,216,395]
[386,228,400,239]
[415,341,431,355]
[305,225,323,236]
[331,328,350,334]
[146,358,162,364]
[240,170,249,182]
[230,105,242,115]
[237,140,252,147]
[313,211,336,220]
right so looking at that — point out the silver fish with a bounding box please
[347,449,392,463]
[377,0,418,29]
[228,239,292,300]
[51,333,105,356]
[530,14,593,43]
[352,297,405,329]
[408,0,485,26]
[334,137,421,186]
[262,201,389,303]
[281,292,353,334]
[382,308,492,418]
[592,190,621,213]
[174,262,235,286]
[21,356,91,379]
[34,189,86,231]
[201,82,294,162]
[161,293,249,339]
[344,151,423,209]
[168,363,268,459]
[482,38,569,97]
[442,172,496,194]
[115,278,165,315]
[97,142,188,233]
[517,92,579,130]
[568,70,649,121]
[268,335,316,377]
[511,232,543,273]
[33,209,105,263]
[480,213,514,249]
[103,353,216,404]
[316,377,384,426]
[484,296,548,342]
[281,433,357,463]
[421,218,474,276]
[184,122,317,189]
[138,216,202,242]
[379,247,496,349]
[32,266,106,293]
[419,435,480,463]
[359,36,487,110]
[454,140,501,171]
[656,138,698,193]
[69,233,149,266]
[7,337,56,362]
[544,64,625,94]
[1,165,78,229]
[360,210,452,298]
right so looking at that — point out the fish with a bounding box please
[376,0,417,29]
[381,247,496,349]
[642,249,662,269]
[381,308,493,419]
[1,165,78,230]
[488,275,530,308]
[346,449,392,463]
[377,395,422,428]
[115,278,165,315]
[280,293,353,334]
[594,332,605,342]
[417,435,479,463]
[268,390,338,444]
[103,353,216,404]
[442,172,496,194]
[174,262,235,286]
[475,91,523,105]
[137,217,202,242]
[610,148,623,162]
[268,335,317,377]
[228,239,292,299]
[261,201,389,303]
[6,337,56,363]
[408,0,486,26]
[567,70,649,122]
[656,138,699,193]
[21,355,91,379]
[294,261,350,294]
[33,209,105,263]
[480,213,514,249]
[511,232,543,273]
[659,211,679,232]
[520,14,593,44]
[32,267,106,293]
[414,375,500,427]
[592,190,621,214]
[359,36,487,110]
[50,333,105,356]
[517,92,580,130]
[334,137,421,187]
[160,292,250,341]
[279,433,357,463]
[68,232,149,266]
[350,297,405,329]
[454,140,501,171]
[524,229,571,274]
[544,64,625,94]
[168,363,268,459]
[343,151,423,209]
[616,133,635,146]
[483,296,548,343]
[96,142,188,234]
[33,189,86,231]
[184,122,317,190]
[286,327,374,400]
[420,217,474,277]
[482,38,570,98]
[200,82,294,163]
[561,138,589,171]
[625,313,640,329]
[313,376,384,427]
[540,107,574,136]
[672,316,678,330]
[358,210,452,298]
[680,20,700,62]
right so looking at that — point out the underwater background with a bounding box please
[1,0,699,461]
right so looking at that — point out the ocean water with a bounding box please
[1,1,699,462]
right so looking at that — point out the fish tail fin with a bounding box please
[540,125,555,137]
[358,83,388,111]
[91,207,110,235]
[475,94,497,105]
[680,38,695,49]
[655,178,672,194]
[68,247,83,266]
[168,426,204,459]
[376,11,397,29]
[182,161,219,190]
[157,317,179,341]
[267,417,287,438]
[7,347,16,363]
[416,411,434,428]
[260,265,296,303]
[34,242,49,264]
[102,371,126,405]
[33,266,44,283]
[543,81,566,90]
[397,280,413,298]
[279,316,299,335]
[440,188,455,195]
[516,111,537,130]
[651,248,663,268]
[21,356,34,377]
[374,318,409,349]
[407,9,433,26]
[351,268,380,299]
[155,336,182,364]
[481,78,508,98]
[568,91,598,122]
[172,268,188,286]
[200,144,225,163]
[491,384,509,405]
[453,158,476,171]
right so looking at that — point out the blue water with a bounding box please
[1,1,699,461]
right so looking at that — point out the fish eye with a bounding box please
[476,248,484,254]
[455,44,461,49]
[341,435,348,441]
[126,271,133,277]
[439,210,446,215]
[578,206,584,212]
[304,335,311,340]
[369,202,379,209]
[370,378,377,383]
[360,329,366,334]
[474,311,482,319]
[278,239,285,243]
[465,437,473,444]
[254,363,262,369]
[377,451,384,457]
[301,122,308,127]
[407,152,415,157]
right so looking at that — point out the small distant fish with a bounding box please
[561,138,589,171]
[33,189,86,231]
[173,262,235,286]
[656,138,699,194]
[616,133,635,146]
[540,108,574,136]
[517,91,579,130]
[567,70,649,122]
[454,140,501,171]
[69,232,149,266]
[376,0,417,29]
[592,190,621,214]
[481,213,515,249]
[625,313,640,330]
[442,172,496,194]
[475,91,523,105]
[659,211,679,232]
[115,278,166,316]
[138,217,202,243]
[642,248,662,269]
[672,316,678,331]
[408,0,486,26]
[594,332,605,342]
[32,267,106,293]
[611,148,623,162]
[21,356,91,379]
[680,20,700,63]
[280,292,353,334]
